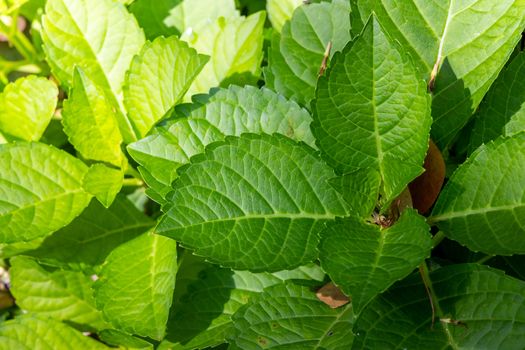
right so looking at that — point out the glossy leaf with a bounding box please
[156,133,349,271]
[313,15,431,205]
[0,76,58,142]
[0,142,92,243]
[320,209,432,314]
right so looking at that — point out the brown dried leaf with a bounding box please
[316,282,350,309]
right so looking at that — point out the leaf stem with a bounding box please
[475,255,494,265]
[122,178,143,187]
[432,231,446,248]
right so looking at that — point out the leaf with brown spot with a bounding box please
[316,282,350,309]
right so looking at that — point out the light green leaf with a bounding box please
[313,15,431,205]
[266,0,303,32]
[0,315,109,349]
[156,133,349,271]
[320,209,431,314]
[430,133,525,255]
[0,76,58,142]
[231,283,354,349]
[0,142,92,243]
[9,256,108,331]
[94,231,178,340]
[164,0,238,33]
[42,0,146,142]
[25,195,154,272]
[129,0,180,40]
[99,329,153,350]
[123,36,209,138]
[182,11,265,100]
[82,164,124,208]
[265,0,352,107]
[352,264,525,349]
[469,52,525,153]
[128,85,314,203]
[62,68,123,167]
[352,0,525,148]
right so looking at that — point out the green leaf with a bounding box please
[265,0,352,106]
[9,256,108,331]
[129,0,180,40]
[329,170,381,218]
[320,209,431,314]
[42,0,146,142]
[469,52,525,153]
[352,0,525,148]
[164,0,239,33]
[231,283,354,349]
[156,133,349,271]
[266,0,303,32]
[0,76,58,142]
[94,231,178,340]
[352,264,525,349]
[24,195,154,272]
[62,67,124,167]
[430,133,525,255]
[82,164,124,208]
[182,12,265,100]
[123,36,209,138]
[99,329,153,350]
[0,315,109,349]
[127,85,314,202]
[313,15,431,205]
[0,142,92,243]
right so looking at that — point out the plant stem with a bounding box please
[122,178,143,187]
[432,231,446,248]
[475,255,494,265]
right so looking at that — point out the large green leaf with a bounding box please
[352,264,525,349]
[0,76,58,142]
[0,315,109,349]
[127,85,314,203]
[62,67,124,167]
[469,52,525,153]
[313,15,431,205]
[265,0,352,107]
[164,0,238,33]
[266,0,302,32]
[156,133,349,271]
[352,0,525,148]
[430,133,525,255]
[182,11,265,100]
[320,209,431,314]
[42,0,146,142]
[0,142,92,243]
[162,264,324,350]
[9,256,108,331]
[25,195,154,272]
[94,231,178,340]
[123,36,209,138]
[129,0,180,40]
[231,283,354,349]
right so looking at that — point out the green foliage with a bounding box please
[1,1,525,348]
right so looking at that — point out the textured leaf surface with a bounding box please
[42,0,145,142]
[265,0,351,106]
[329,170,381,218]
[352,0,525,148]
[469,52,525,153]
[25,195,153,272]
[0,142,92,243]
[9,256,108,331]
[231,283,354,349]
[95,231,178,340]
[182,12,265,99]
[431,133,525,255]
[62,68,123,167]
[129,0,179,39]
[128,85,314,202]
[320,209,431,314]
[313,15,431,204]
[352,264,525,349]
[0,76,58,142]
[266,0,302,32]
[157,133,349,271]
[164,0,238,33]
[0,315,109,349]
[124,36,208,138]
[82,164,123,208]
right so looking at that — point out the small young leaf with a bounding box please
[0,142,92,243]
[0,76,58,142]
[431,133,525,255]
[94,231,178,340]
[320,209,432,314]
[82,164,124,208]
[266,0,303,32]
[156,133,349,271]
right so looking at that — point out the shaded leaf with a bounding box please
[129,0,180,40]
